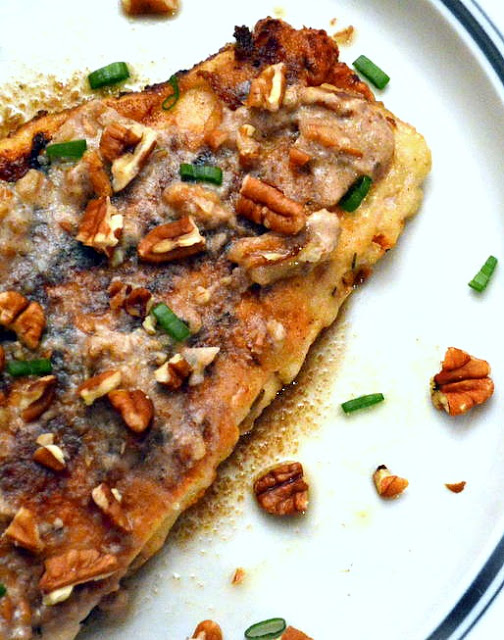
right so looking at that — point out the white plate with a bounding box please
[1,1,504,639]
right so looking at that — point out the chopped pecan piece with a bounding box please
[231,567,246,585]
[289,147,312,168]
[228,209,340,285]
[191,620,223,640]
[138,216,205,263]
[108,389,154,433]
[92,483,131,532]
[33,444,66,472]
[236,124,260,167]
[236,176,306,235]
[253,461,309,516]
[108,282,153,317]
[0,291,29,326]
[82,150,112,197]
[163,183,233,229]
[100,122,142,163]
[247,63,287,112]
[109,123,157,192]
[183,347,220,386]
[373,465,408,499]
[11,301,46,350]
[446,481,466,494]
[4,507,43,553]
[78,370,122,405]
[76,196,123,258]
[155,354,192,389]
[122,0,179,15]
[431,347,494,416]
[11,374,57,422]
[39,548,119,593]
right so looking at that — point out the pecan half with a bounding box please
[253,461,309,516]
[78,370,122,405]
[4,507,43,553]
[39,548,119,593]
[76,196,123,258]
[373,465,408,499]
[247,63,287,112]
[10,374,57,422]
[138,216,205,263]
[236,176,306,235]
[92,483,131,532]
[163,183,233,229]
[109,123,157,192]
[0,292,46,350]
[33,444,66,472]
[108,389,154,433]
[431,347,494,416]
[122,0,179,15]
[191,620,223,640]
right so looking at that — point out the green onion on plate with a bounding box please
[341,393,385,414]
[468,255,497,292]
[353,55,390,90]
[88,62,130,89]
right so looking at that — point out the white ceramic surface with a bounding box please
[1,1,504,639]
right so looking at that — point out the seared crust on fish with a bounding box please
[0,18,431,639]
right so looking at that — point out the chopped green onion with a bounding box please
[46,140,87,160]
[353,55,390,90]
[245,618,287,639]
[338,175,372,212]
[341,393,384,414]
[6,359,53,377]
[468,255,498,292]
[88,62,130,89]
[179,163,223,186]
[0,583,6,598]
[162,75,180,111]
[152,303,190,341]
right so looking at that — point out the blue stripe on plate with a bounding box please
[426,2,504,638]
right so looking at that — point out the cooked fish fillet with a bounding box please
[0,18,431,640]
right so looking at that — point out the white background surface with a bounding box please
[1,1,504,639]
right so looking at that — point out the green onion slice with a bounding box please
[6,359,53,377]
[162,75,180,111]
[0,583,6,598]
[179,163,223,186]
[341,393,384,414]
[245,618,287,639]
[468,255,498,292]
[88,62,130,90]
[339,175,372,212]
[46,140,87,160]
[152,303,190,341]
[353,55,390,90]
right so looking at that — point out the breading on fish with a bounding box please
[0,18,431,640]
